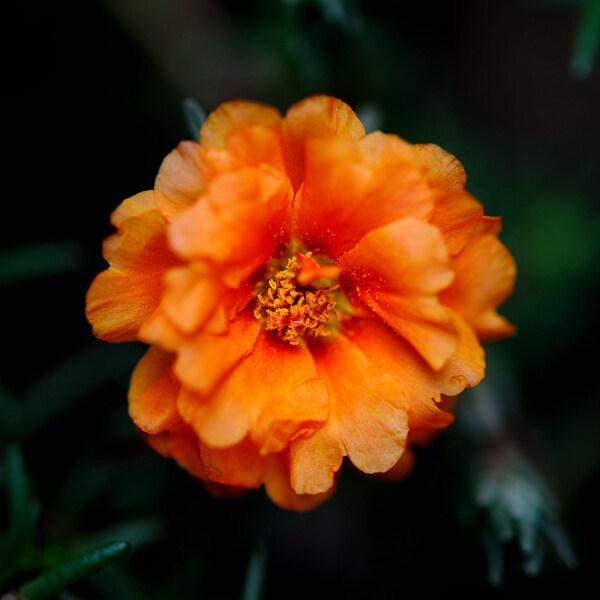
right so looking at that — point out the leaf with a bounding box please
[71,518,164,556]
[183,98,206,142]
[17,541,130,600]
[571,0,600,79]
[239,544,266,600]
[0,242,85,286]
[0,445,41,588]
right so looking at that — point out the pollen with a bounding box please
[254,254,340,345]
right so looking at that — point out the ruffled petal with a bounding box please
[295,133,433,257]
[177,331,328,454]
[199,437,266,488]
[430,189,485,255]
[142,423,208,481]
[413,143,467,191]
[290,335,409,494]
[174,308,261,394]
[263,454,333,512]
[441,234,516,340]
[282,95,365,191]
[168,168,294,287]
[200,100,283,149]
[86,192,179,342]
[339,218,457,370]
[154,141,207,221]
[343,315,483,432]
[128,346,180,434]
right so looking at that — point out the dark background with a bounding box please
[3,0,599,596]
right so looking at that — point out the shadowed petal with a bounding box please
[128,346,180,434]
[263,454,334,512]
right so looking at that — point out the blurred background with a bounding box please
[2,0,599,596]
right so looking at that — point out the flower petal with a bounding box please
[339,218,457,370]
[168,168,293,287]
[441,234,516,340]
[290,335,409,494]
[178,331,328,454]
[128,346,181,434]
[295,133,433,257]
[282,95,365,191]
[263,454,333,512]
[344,315,483,431]
[154,141,207,221]
[413,143,467,191]
[86,192,179,342]
[174,308,261,394]
[141,423,208,481]
[430,189,485,255]
[199,437,266,488]
[200,100,283,149]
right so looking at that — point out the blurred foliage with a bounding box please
[3,0,599,596]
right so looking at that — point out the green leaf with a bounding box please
[183,98,206,142]
[239,544,266,600]
[0,381,21,440]
[571,0,600,79]
[17,541,130,600]
[0,445,41,587]
[0,242,85,286]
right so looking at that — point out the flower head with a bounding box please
[86,96,515,511]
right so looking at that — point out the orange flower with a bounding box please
[86,96,515,511]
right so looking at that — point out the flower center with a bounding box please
[253,251,343,345]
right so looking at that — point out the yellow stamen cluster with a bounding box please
[254,256,338,345]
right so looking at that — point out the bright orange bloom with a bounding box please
[86,96,515,511]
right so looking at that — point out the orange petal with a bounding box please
[174,308,261,394]
[440,234,516,341]
[110,189,157,225]
[295,133,433,257]
[339,218,457,370]
[413,143,467,191]
[178,332,328,454]
[86,192,179,342]
[343,315,483,431]
[200,99,283,149]
[475,215,502,236]
[430,189,484,255]
[343,318,453,432]
[160,266,227,336]
[154,141,207,221]
[290,335,409,494]
[367,446,416,482]
[142,423,208,481]
[168,168,293,287]
[224,125,287,174]
[263,454,333,512]
[199,437,266,488]
[282,95,365,191]
[128,346,181,434]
